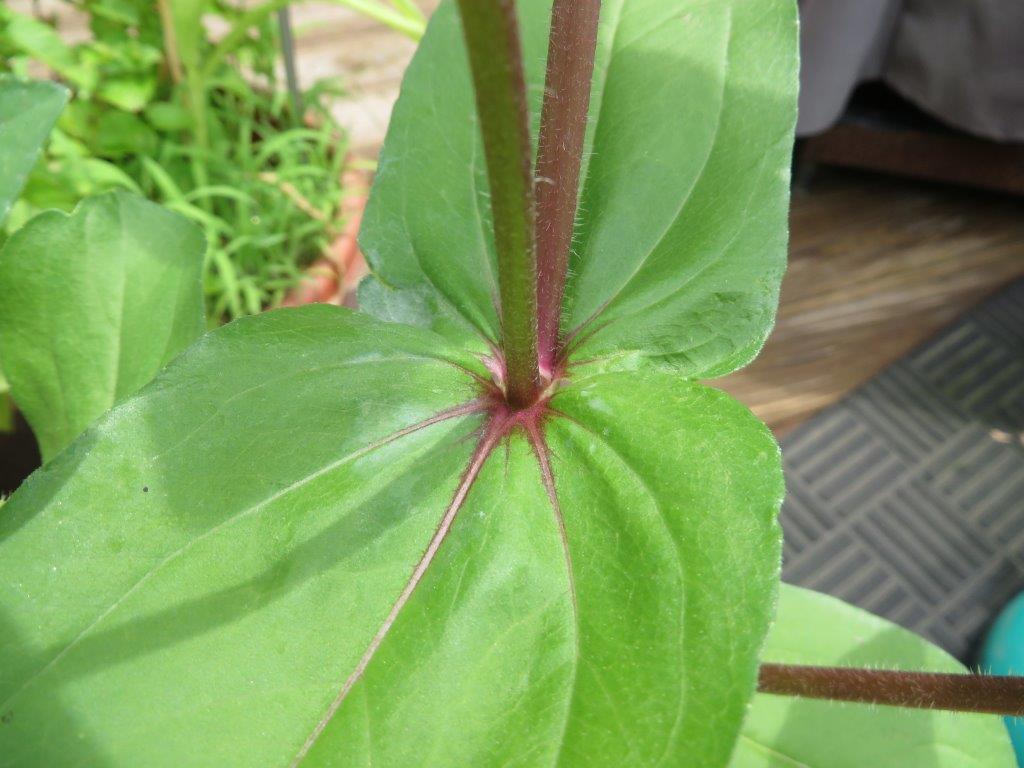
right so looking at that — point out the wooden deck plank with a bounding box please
[719,168,1024,435]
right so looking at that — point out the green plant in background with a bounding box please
[0,77,67,223]
[0,0,357,321]
[0,1,1019,767]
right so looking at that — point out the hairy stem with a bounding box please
[456,0,539,407]
[759,664,1024,716]
[535,0,601,373]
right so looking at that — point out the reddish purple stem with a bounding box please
[535,0,601,375]
[759,664,1024,716]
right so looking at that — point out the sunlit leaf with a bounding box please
[0,1,800,765]
[0,306,782,766]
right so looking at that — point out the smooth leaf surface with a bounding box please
[0,307,484,765]
[564,0,797,376]
[733,586,1017,768]
[307,370,783,767]
[360,0,797,377]
[541,373,783,766]
[0,308,783,767]
[0,76,67,225]
[0,191,205,460]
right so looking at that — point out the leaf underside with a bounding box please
[734,586,1017,768]
[0,0,804,766]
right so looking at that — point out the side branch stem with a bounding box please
[759,664,1024,716]
[456,0,539,406]
[535,0,601,373]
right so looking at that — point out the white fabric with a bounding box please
[797,0,1024,142]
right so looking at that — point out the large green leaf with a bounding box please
[360,0,797,376]
[0,76,68,225]
[0,308,782,766]
[0,0,800,764]
[306,370,782,766]
[564,0,796,376]
[0,191,205,461]
[734,586,1016,767]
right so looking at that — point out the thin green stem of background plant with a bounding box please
[203,0,424,83]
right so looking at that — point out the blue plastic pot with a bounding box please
[980,591,1024,765]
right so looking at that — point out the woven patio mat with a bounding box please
[780,279,1024,660]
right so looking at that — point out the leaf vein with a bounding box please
[0,401,483,714]
[290,412,506,765]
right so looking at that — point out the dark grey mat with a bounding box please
[780,279,1024,661]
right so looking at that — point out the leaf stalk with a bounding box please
[759,663,1024,717]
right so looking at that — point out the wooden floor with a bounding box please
[14,2,1024,438]
[719,167,1024,435]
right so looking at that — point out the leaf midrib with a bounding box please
[291,409,591,767]
[525,425,581,768]
[289,408,508,765]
